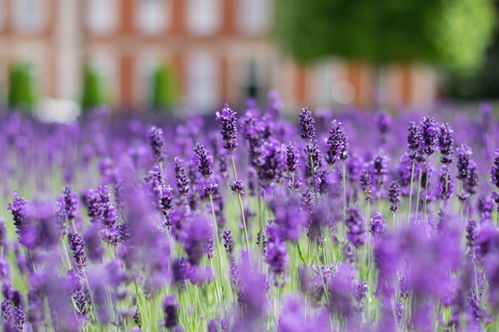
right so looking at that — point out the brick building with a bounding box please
[0,0,439,113]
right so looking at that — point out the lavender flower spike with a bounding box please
[325,119,348,165]
[216,103,238,153]
[193,143,213,178]
[299,107,315,141]
[388,180,400,211]
[147,126,165,163]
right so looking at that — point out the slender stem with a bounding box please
[230,155,250,253]
[423,158,430,221]
[83,269,103,329]
[208,193,224,303]
[61,237,73,269]
[343,163,347,219]
[415,164,423,218]
[407,161,415,223]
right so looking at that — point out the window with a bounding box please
[135,56,159,103]
[86,0,119,36]
[88,52,118,102]
[135,0,170,35]
[186,0,221,36]
[12,0,46,33]
[237,0,272,36]
[238,57,270,102]
[186,53,219,112]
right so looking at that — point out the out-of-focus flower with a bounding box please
[147,126,165,163]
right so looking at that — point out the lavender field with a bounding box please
[0,97,498,332]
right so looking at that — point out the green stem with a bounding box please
[407,161,415,223]
[343,163,347,219]
[423,158,430,221]
[230,155,250,253]
[415,165,423,218]
[208,193,224,303]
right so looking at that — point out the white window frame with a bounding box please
[12,0,47,34]
[186,53,220,112]
[86,0,119,36]
[236,0,273,36]
[185,0,221,36]
[135,0,171,35]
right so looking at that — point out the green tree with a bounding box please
[150,64,178,112]
[447,2,499,99]
[275,0,495,72]
[81,65,105,111]
[8,63,37,112]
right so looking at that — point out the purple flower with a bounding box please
[230,180,244,194]
[325,119,348,165]
[62,186,78,221]
[83,224,104,263]
[257,139,285,188]
[345,208,366,248]
[478,194,494,222]
[492,149,499,188]
[456,144,472,181]
[171,257,191,286]
[376,112,392,135]
[20,201,59,250]
[174,157,190,198]
[438,123,454,164]
[419,117,438,156]
[265,238,288,277]
[163,295,179,329]
[183,214,213,265]
[233,253,268,329]
[278,295,330,332]
[435,167,452,203]
[407,122,421,160]
[269,194,308,242]
[359,168,373,201]
[207,319,219,332]
[193,143,213,178]
[369,213,386,238]
[147,126,165,163]
[353,280,368,302]
[372,152,389,186]
[466,219,477,253]
[327,263,355,319]
[388,180,400,211]
[285,143,299,174]
[299,108,315,141]
[304,141,321,180]
[223,230,234,255]
[68,232,86,271]
[464,161,478,196]
[8,192,27,238]
[216,103,238,153]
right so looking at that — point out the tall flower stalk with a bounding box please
[216,104,250,253]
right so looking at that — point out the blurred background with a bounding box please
[0,0,497,119]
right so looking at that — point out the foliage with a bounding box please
[81,65,105,111]
[150,64,178,112]
[275,0,495,71]
[7,62,37,112]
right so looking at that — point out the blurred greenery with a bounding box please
[448,13,499,99]
[150,63,178,112]
[7,62,37,112]
[275,0,495,71]
[81,65,105,111]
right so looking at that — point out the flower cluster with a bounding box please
[0,99,497,332]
